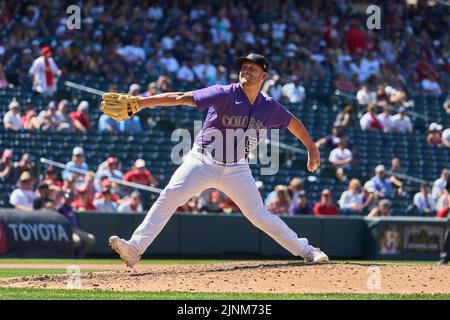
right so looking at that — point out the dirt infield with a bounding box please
[1,261,449,294]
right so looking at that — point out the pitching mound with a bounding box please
[1,261,449,294]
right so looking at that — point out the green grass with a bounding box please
[0,288,448,300]
[0,258,235,265]
[0,269,104,278]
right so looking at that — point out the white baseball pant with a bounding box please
[128,146,313,257]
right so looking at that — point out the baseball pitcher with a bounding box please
[102,53,329,267]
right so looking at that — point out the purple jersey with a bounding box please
[192,83,293,163]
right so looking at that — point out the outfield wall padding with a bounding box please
[76,213,372,259]
[0,209,73,258]
[1,211,444,260]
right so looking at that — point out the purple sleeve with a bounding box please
[271,101,293,129]
[192,85,229,112]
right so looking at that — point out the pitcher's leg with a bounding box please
[220,167,312,257]
[129,155,213,254]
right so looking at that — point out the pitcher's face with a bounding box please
[239,62,266,88]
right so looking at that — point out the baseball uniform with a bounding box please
[127,83,315,257]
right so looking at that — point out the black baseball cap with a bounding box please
[235,53,270,73]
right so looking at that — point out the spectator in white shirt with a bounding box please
[421,76,442,95]
[442,128,450,148]
[360,104,383,131]
[3,100,23,131]
[281,75,306,104]
[93,187,118,213]
[216,65,228,85]
[118,191,143,213]
[413,184,436,216]
[339,179,364,215]
[377,106,395,133]
[193,57,217,86]
[262,74,282,101]
[359,52,380,82]
[147,4,163,21]
[177,59,195,83]
[391,106,413,133]
[356,85,377,105]
[432,169,449,201]
[116,37,146,63]
[271,18,286,41]
[161,33,175,51]
[9,171,35,211]
[209,9,232,45]
[329,138,353,181]
[28,46,61,96]
[160,51,180,74]
[243,25,256,45]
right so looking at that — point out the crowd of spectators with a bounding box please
[0,1,448,97]
[249,165,449,218]
[1,142,448,219]
[4,146,156,214]
[1,1,448,145]
[2,95,145,134]
[0,1,449,219]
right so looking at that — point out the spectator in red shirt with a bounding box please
[313,189,339,216]
[123,159,157,187]
[72,187,96,212]
[21,104,40,131]
[42,165,63,188]
[344,22,367,55]
[70,101,90,132]
[94,177,118,202]
[416,54,439,81]
[323,21,338,46]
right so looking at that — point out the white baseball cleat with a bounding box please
[109,236,141,268]
[303,247,329,263]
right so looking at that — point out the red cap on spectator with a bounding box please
[41,46,53,56]
[2,149,13,160]
[106,157,117,165]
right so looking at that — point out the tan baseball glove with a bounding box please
[101,93,141,121]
